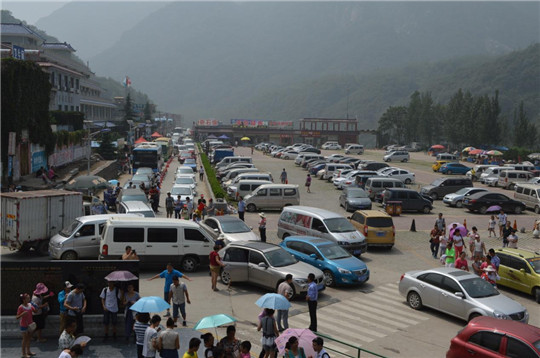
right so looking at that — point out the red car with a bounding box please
[447,316,540,358]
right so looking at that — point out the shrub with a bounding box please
[198,143,226,199]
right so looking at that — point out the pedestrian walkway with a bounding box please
[287,282,429,354]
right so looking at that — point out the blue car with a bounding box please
[183,158,198,172]
[280,236,369,287]
[310,163,326,175]
[440,162,470,175]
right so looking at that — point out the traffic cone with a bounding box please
[463,219,467,229]
[513,220,517,231]
[410,219,416,232]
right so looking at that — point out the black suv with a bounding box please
[382,188,433,213]
[420,177,473,200]
[463,192,526,214]
[361,162,389,172]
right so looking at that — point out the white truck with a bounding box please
[1,190,83,255]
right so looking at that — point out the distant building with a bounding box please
[299,118,360,147]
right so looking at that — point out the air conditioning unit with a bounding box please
[75,89,80,94]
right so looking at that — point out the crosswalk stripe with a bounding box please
[331,309,397,333]
[378,285,400,294]
[335,304,410,329]
[290,314,373,343]
[351,296,428,321]
[309,311,382,340]
[343,299,420,325]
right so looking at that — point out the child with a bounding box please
[488,215,496,237]
[240,341,251,358]
[184,337,201,358]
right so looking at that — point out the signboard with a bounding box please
[31,151,47,173]
[12,45,25,60]
[8,132,16,156]
[231,119,268,128]
[1,260,139,316]
[197,119,219,126]
[301,131,321,137]
[269,121,293,129]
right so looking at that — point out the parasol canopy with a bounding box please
[150,132,162,138]
[134,136,147,144]
[486,150,503,156]
[241,137,251,141]
[65,175,110,191]
[130,296,170,313]
[431,144,445,150]
[462,147,475,152]
[468,149,484,155]
[104,270,138,282]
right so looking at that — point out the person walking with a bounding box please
[470,228,486,258]
[306,273,318,332]
[311,337,329,358]
[445,242,455,268]
[435,213,446,232]
[502,221,513,248]
[454,252,469,271]
[439,230,448,259]
[31,282,52,343]
[210,245,225,292]
[143,315,161,358]
[147,263,192,318]
[159,318,180,358]
[58,344,84,358]
[238,197,246,221]
[285,336,306,358]
[100,281,121,340]
[165,192,175,218]
[199,166,205,181]
[122,283,140,342]
[184,338,202,358]
[186,197,194,220]
[169,276,191,327]
[276,274,293,332]
[174,196,184,219]
[16,293,36,358]
[58,281,73,333]
[487,215,496,237]
[280,169,288,184]
[498,210,508,238]
[507,230,518,248]
[429,224,440,259]
[305,174,312,193]
[257,309,279,358]
[64,283,86,335]
[134,313,151,358]
[258,213,267,243]
[201,333,215,358]
[218,326,240,358]
[452,229,466,258]
[488,248,500,272]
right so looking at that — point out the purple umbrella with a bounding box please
[104,270,138,282]
[486,205,502,212]
[447,222,468,239]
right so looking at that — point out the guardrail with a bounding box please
[315,332,387,358]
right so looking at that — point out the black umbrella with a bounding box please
[64,175,110,191]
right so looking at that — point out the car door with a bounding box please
[248,250,274,288]
[301,243,325,270]
[147,227,181,264]
[505,336,539,358]
[416,273,445,309]
[462,331,504,358]
[201,218,219,239]
[503,257,533,294]
[222,247,249,282]
[182,228,213,262]
[268,187,282,209]
[439,276,467,319]
[74,223,99,258]
[490,194,514,212]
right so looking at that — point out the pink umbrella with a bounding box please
[104,270,138,282]
[274,328,316,358]
[468,149,484,155]
[447,222,468,239]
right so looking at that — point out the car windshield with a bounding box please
[347,189,368,198]
[220,220,251,233]
[177,168,193,174]
[264,248,297,267]
[122,194,148,202]
[324,218,356,233]
[366,217,393,228]
[460,278,500,298]
[527,258,540,274]
[59,220,81,237]
[431,178,444,186]
[137,168,153,175]
[172,187,192,195]
[132,174,148,181]
[184,159,196,164]
[319,244,351,260]
[175,177,194,184]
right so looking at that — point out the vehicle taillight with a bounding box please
[363,225,368,236]
[470,199,477,204]
[399,274,405,282]
[505,178,508,182]
[345,181,351,185]
[392,225,396,237]
[368,189,372,194]
[102,244,108,256]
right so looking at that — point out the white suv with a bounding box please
[321,141,342,150]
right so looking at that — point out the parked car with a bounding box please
[442,187,489,208]
[514,183,540,213]
[131,173,152,188]
[493,248,540,303]
[383,151,410,163]
[299,147,321,154]
[199,216,259,244]
[183,158,198,172]
[381,168,415,184]
[420,177,473,200]
[348,210,395,248]
[463,192,526,214]
[339,187,372,212]
[280,236,369,287]
[398,267,529,323]
[446,316,540,358]
[321,142,342,150]
[360,162,389,172]
[117,188,148,205]
[326,154,345,163]
[219,241,325,298]
[432,160,450,172]
[497,170,534,190]
[171,184,195,202]
[440,162,471,175]
[465,164,492,181]
[345,144,364,155]
[382,188,433,213]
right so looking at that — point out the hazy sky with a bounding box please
[2,1,68,24]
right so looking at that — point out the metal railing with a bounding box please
[315,332,387,358]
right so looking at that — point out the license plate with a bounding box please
[464,199,469,204]
[353,249,362,255]
[376,231,385,237]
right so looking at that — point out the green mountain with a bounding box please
[229,44,540,128]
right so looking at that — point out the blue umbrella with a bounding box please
[130,296,170,313]
[255,293,291,310]
[218,134,229,139]
[193,314,237,330]
[108,179,119,185]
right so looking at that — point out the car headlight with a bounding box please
[338,268,351,274]
[493,311,510,320]
[294,278,308,284]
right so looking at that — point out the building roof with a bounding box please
[0,23,45,41]
[41,42,76,52]
[300,118,358,122]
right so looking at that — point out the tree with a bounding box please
[406,91,422,143]
[97,133,116,160]
[377,106,408,146]
[513,101,537,149]
[143,101,153,123]
[123,93,136,123]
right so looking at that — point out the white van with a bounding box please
[215,156,253,169]
[221,168,261,187]
[320,164,353,181]
[345,144,364,155]
[479,166,514,184]
[505,163,536,172]
[49,214,142,260]
[243,184,300,212]
[436,153,459,161]
[99,217,214,271]
[498,170,534,190]
[277,206,367,255]
[364,177,405,200]
[514,184,540,213]
[117,201,156,217]
[227,180,273,200]
[227,172,274,188]
[295,153,324,166]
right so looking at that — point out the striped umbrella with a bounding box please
[486,150,503,156]
[462,146,475,152]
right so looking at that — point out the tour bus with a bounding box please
[154,137,173,161]
[133,143,163,173]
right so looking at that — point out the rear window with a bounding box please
[113,228,144,243]
[284,188,297,196]
[366,217,393,228]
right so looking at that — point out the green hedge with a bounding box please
[198,143,227,199]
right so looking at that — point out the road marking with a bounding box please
[343,299,419,325]
[290,314,373,343]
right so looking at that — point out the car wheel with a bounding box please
[323,270,335,287]
[61,251,78,260]
[514,206,523,214]
[181,256,198,272]
[345,203,351,212]
[402,159,408,163]
[535,206,540,214]
[407,291,423,310]
[455,200,463,208]
[281,233,290,240]
[284,156,289,160]
[247,203,257,212]
[423,206,431,214]
[508,183,515,191]
[468,313,482,322]
[479,206,488,214]
[534,287,540,303]
[404,178,412,184]
[430,193,438,200]
[220,269,231,285]
[447,170,452,175]
[386,159,391,162]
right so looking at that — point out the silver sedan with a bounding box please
[398,267,528,323]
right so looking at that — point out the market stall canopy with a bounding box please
[64,175,109,191]
[241,137,251,141]
[218,134,230,139]
[462,146,475,152]
[134,136,146,144]
[207,134,217,139]
[430,144,445,150]
[468,149,484,155]
[150,132,162,138]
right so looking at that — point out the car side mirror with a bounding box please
[347,216,351,219]
[213,228,219,233]
[310,254,317,259]
[455,292,464,298]
[258,262,268,269]
[75,232,81,237]
[520,268,526,274]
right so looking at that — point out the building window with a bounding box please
[76,79,79,89]
[76,106,79,112]
[58,105,62,111]
[64,105,68,111]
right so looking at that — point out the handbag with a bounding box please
[27,322,37,333]
[261,335,275,346]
